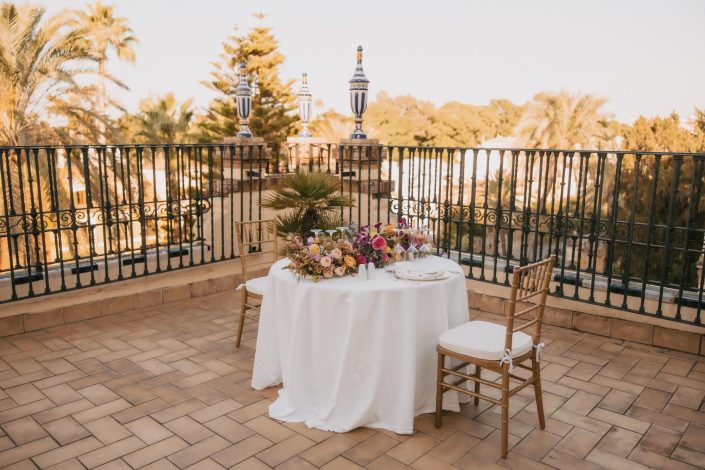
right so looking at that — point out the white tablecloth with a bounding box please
[251,255,469,434]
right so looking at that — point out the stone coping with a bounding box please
[0,257,271,338]
[1,260,703,356]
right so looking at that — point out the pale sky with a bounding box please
[40,0,705,123]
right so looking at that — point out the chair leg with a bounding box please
[532,357,546,429]
[435,352,444,428]
[236,291,247,348]
[474,366,481,405]
[501,364,510,459]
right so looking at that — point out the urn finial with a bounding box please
[298,73,313,137]
[349,46,369,139]
[236,63,253,138]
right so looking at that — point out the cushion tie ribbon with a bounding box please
[533,342,545,363]
[499,349,514,373]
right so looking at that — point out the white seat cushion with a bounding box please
[439,320,533,361]
[245,276,267,296]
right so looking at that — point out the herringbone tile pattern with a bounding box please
[1,290,704,469]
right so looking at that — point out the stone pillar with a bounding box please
[217,136,273,193]
[338,138,393,197]
[283,137,339,173]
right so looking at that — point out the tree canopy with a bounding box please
[0,1,136,145]
[312,92,525,147]
[197,20,298,143]
[120,93,194,145]
[515,91,616,149]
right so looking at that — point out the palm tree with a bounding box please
[76,1,136,142]
[261,171,354,237]
[515,92,612,149]
[125,93,194,145]
[0,3,101,272]
[0,3,98,145]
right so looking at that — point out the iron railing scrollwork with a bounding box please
[1,143,704,327]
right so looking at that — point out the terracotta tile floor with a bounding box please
[1,290,704,469]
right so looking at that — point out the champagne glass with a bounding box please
[419,241,432,258]
[408,227,418,249]
[406,242,419,262]
[310,228,323,243]
[325,229,337,241]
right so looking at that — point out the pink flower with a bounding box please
[334,266,346,276]
[320,256,332,268]
[371,236,387,250]
[380,252,388,263]
[357,254,367,265]
[323,268,334,278]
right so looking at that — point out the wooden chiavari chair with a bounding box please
[233,219,277,347]
[435,255,556,458]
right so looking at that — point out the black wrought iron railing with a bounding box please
[1,143,704,326]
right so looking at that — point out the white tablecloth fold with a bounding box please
[251,256,470,434]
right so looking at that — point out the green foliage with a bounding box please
[310,93,523,146]
[261,171,354,237]
[612,112,705,286]
[622,112,705,152]
[0,1,136,145]
[309,109,353,141]
[49,84,125,143]
[356,92,524,146]
[76,1,137,64]
[198,20,298,143]
[516,91,616,149]
[76,0,137,142]
[120,93,194,144]
[0,3,95,144]
[365,93,436,145]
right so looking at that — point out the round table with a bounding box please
[250,255,469,434]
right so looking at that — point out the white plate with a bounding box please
[394,268,452,281]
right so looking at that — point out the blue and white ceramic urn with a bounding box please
[298,73,313,137]
[349,46,369,139]
[236,63,253,138]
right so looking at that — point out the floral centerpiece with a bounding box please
[353,223,393,268]
[283,234,358,280]
[283,220,433,280]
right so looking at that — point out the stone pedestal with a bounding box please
[338,138,394,196]
[282,137,339,173]
[216,136,274,193]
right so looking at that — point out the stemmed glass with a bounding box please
[406,228,419,261]
[310,228,323,242]
[338,226,352,242]
[419,226,432,257]
[392,229,406,262]
[325,229,337,241]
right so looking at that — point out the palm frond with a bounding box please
[262,170,354,237]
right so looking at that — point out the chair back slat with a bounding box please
[504,255,556,351]
[234,219,278,282]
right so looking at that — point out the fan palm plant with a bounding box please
[261,171,354,237]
